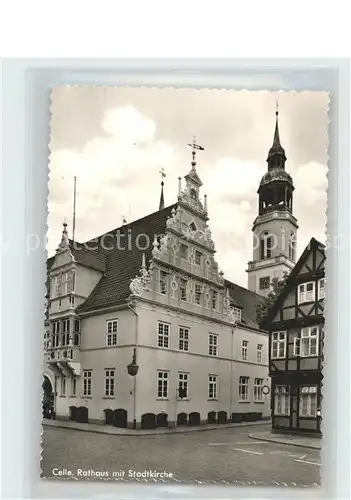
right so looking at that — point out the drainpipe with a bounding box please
[127,298,139,430]
[229,323,237,420]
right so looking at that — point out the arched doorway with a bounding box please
[42,375,54,419]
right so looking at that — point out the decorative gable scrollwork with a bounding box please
[223,289,239,326]
[129,254,153,297]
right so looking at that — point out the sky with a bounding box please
[48,87,329,288]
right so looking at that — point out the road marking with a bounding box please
[234,448,264,455]
[208,441,266,446]
[294,458,321,466]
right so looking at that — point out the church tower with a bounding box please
[246,109,298,296]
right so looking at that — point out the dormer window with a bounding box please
[53,270,75,297]
[298,282,315,304]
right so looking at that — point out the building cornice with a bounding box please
[80,342,269,367]
[134,295,268,335]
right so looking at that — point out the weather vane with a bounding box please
[187,136,204,168]
[159,167,166,182]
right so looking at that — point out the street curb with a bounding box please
[248,433,321,450]
[42,420,270,437]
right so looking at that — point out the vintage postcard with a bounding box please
[41,87,328,487]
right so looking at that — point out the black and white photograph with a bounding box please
[41,87,328,487]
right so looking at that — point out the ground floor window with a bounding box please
[208,375,218,399]
[299,385,317,417]
[239,376,249,401]
[274,385,290,416]
[104,369,115,397]
[83,370,92,396]
[254,378,263,401]
[157,371,169,399]
[178,372,189,398]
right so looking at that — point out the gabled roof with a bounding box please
[76,204,177,313]
[69,241,107,272]
[225,279,266,330]
[262,237,325,328]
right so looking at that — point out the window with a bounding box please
[60,376,66,396]
[67,271,75,293]
[208,375,218,399]
[189,221,197,232]
[105,369,115,397]
[71,375,77,396]
[73,319,81,346]
[180,279,187,301]
[69,295,75,307]
[208,333,218,356]
[54,275,61,297]
[62,319,70,331]
[194,283,202,305]
[178,327,189,351]
[257,344,263,363]
[195,250,202,266]
[52,321,60,335]
[259,277,270,290]
[294,327,319,357]
[298,282,315,304]
[157,371,169,398]
[318,278,325,300]
[51,334,59,348]
[241,340,248,361]
[260,233,273,259]
[239,376,249,401]
[271,331,287,359]
[83,370,92,396]
[211,290,218,310]
[274,385,290,416]
[178,372,188,398]
[180,244,188,260]
[160,271,168,295]
[300,386,317,417]
[254,378,263,401]
[44,331,50,350]
[73,319,80,333]
[106,320,118,346]
[288,237,296,261]
[158,322,170,348]
[59,271,75,296]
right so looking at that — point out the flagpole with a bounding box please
[72,176,77,241]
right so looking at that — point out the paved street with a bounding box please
[41,423,320,487]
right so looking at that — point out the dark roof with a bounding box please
[259,168,294,188]
[47,205,268,329]
[76,204,176,313]
[225,279,266,330]
[69,241,107,272]
[262,237,325,328]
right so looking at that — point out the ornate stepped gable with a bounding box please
[47,140,266,330]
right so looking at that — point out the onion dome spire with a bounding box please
[267,103,286,169]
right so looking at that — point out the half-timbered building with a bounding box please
[262,237,325,435]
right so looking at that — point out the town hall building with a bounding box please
[42,110,308,430]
